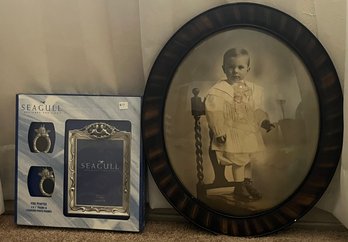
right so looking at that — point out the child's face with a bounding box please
[222,55,250,82]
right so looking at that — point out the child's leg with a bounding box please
[244,162,252,180]
[231,163,244,182]
[231,163,252,201]
[225,153,249,181]
[227,153,262,201]
[244,161,262,200]
[225,153,253,201]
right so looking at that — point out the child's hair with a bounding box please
[223,48,250,66]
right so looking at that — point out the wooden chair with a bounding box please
[191,88,235,201]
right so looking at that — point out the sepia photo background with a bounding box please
[164,28,320,214]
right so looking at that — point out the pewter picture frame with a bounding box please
[66,122,131,218]
[142,3,343,236]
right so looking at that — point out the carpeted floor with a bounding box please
[1,214,348,242]
[1,201,348,241]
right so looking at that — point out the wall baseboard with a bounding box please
[5,199,346,230]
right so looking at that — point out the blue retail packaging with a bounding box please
[16,94,144,232]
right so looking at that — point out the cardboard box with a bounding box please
[16,94,144,232]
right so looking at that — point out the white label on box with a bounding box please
[119,102,128,110]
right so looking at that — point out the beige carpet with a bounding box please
[1,214,348,242]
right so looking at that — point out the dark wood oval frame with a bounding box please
[142,3,343,236]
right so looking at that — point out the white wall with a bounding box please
[0,0,144,200]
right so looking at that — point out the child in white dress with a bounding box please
[205,48,274,201]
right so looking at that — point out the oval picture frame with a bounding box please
[142,3,343,236]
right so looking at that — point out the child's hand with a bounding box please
[261,120,275,132]
[216,135,226,144]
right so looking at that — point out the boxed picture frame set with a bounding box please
[15,3,343,237]
[16,94,144,232]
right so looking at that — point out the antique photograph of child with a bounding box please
[205,48,274,202]
[163,29,320,215]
